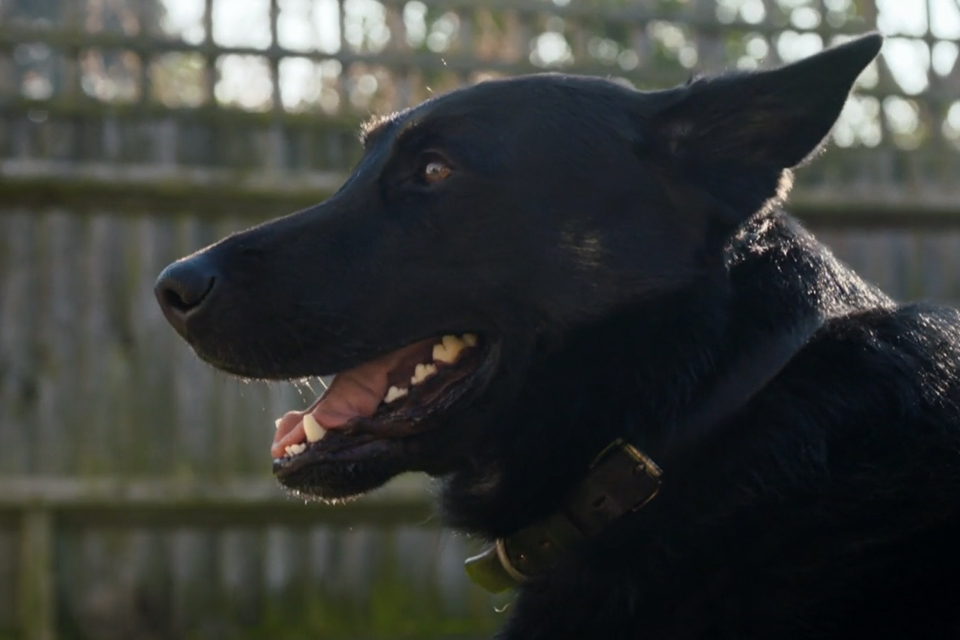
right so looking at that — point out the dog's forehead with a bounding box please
[417,74,636,122]
[361,74,646,151]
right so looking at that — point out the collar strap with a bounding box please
[464,439,662,593]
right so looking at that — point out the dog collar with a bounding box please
[463,312,824,594]
[464,439,662,593]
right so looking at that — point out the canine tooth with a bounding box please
[284,443,307,457]
[441,336,463,349]
[384,385,409,403]
[274,418,282,430]
[411,363,438,385]
[303,413,326,443]
[463,333,478,347]
[433,335,466,364]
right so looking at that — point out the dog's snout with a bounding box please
[154,257,218,335]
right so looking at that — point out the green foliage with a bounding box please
[237,569,511,640]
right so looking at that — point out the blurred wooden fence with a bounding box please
[4,0,960,639]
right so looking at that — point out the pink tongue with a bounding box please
[310,363,390,428]
[271,338,435,457]
[309,338,435,428]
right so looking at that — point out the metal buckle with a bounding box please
[495,538,533,584]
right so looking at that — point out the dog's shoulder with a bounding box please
[800,301,960,405]
[753,300,960,489]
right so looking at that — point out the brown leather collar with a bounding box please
[464,439,662,593]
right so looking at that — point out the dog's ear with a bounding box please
[640,33,882,219]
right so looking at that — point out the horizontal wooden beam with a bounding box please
[0,96,363,126]
[0,475,437,528]
[0,25,682,86]
[0,14,873,57]
[0,160,341,219]
[789,187,960,229]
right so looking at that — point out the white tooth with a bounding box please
[303,413,326,443]
[384,385,408,403]
[275,418,282,430]
[432,343,452,363]
[442,334,464,349]
[433,335,465,364]
[411,362,438,385]
[285,443,307,457]
[463,333,478,347]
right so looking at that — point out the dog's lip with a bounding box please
[271,337,499,480]
[270,333,492,460]
[273,435,394,475]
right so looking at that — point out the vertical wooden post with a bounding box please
[693,0,725,75]
[19,508,56,640]
[267,0,285,174]
[203,0,216,107]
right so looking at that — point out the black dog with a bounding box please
[155,33,960,638]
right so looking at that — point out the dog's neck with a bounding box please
[441,210,891,539]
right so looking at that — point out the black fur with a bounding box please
[155,33,960,638]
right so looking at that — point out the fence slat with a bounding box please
[35,211,83,475]
[0,211,38,475]
[19,509,56,640]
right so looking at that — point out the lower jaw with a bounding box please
[272,423,476,502]
[271,343,502,496]
[273,440,408,500]
[271,400,459,495]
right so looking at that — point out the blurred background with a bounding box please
[0,0,958,638]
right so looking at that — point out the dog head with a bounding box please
[155,35,882,509]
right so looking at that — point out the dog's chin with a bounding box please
[273,440,413,502]
[270,335,501,500]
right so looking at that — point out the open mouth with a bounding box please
[271,333,489,479]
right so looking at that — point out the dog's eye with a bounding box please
[422,159,452,185]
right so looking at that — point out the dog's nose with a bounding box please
[154,257,218,336]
